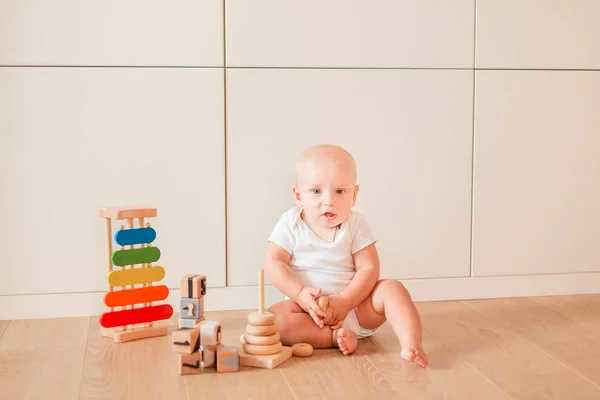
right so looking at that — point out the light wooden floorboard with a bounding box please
[280,346,398,399]
[531,294,600,335]
[421,299,600,399]
[0,320,8,340]
[79,313,187,400]
[0,295,599,399]
[467,296,600,386]
[0,317,90,399]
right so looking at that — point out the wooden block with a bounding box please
[200,344,223,368]
[172,328,200,354]
[179,317,204,329]
[178,351,202,375]
[180,297,204,319]
[180,274,206,298]
[99,205,157,220]
[239,345,293,369]
[216,346,240,372]
[200,320,222,347]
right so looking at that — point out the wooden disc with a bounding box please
[247,311,276,326]
[292,343,313,357]
[243,342,282,355]
[244,332,280,346]
[317,296,329,312]
[245,323,277,336]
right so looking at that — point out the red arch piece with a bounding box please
[100,304,173,328]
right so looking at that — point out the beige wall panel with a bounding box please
[473,70,600,276]
[0,0,223,66]
[226,68,474,286]
[0,68,226,295]
[226,0,475,68]
[476,0,600,69]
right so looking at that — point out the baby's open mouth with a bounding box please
[323,212,336,219]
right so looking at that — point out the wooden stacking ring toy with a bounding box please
[244,332,280,346]
[292,343,313,357]
[248,311,276,326]
[243,342,282,355]
[238,269,293,369]
[245,323,278,336]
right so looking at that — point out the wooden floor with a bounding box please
[1,294,600,399]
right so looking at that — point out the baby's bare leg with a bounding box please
[268,300,335,348]
[354,279,428,367]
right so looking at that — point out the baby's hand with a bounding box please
[323,295,351,329]
[295,287,326,328]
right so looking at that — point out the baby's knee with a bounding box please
[267,302,296,334]
[267,301,288,316]
[376,279,409,295]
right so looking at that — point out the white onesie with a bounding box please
[267,206,378,338]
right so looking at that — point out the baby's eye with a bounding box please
[311,189,321,195]
[336,189,345,195]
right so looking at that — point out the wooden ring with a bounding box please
[244,332,280,346]
[248,311,276,326]
[292,343,313,357]
[245,323,277,336]
[243,342,282,355]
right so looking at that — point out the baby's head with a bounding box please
[293,144,359,229]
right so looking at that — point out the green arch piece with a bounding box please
[111,246,161,266]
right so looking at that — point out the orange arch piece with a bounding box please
[99,304,173,328]
[103,285,169,308]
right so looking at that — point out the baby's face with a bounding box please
[293,155,358,229]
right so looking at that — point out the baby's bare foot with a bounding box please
[335,328,358,355]
[400,341,428,367]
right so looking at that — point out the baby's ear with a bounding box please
[352,184,360,204]
[292,186,302,206]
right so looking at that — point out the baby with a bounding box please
[264,144,428,367]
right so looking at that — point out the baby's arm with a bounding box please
[323,243,380,328]
[264,242,326,325]
[264,242,303,300]
[340,243,380,309]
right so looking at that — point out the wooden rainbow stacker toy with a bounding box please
[98,205,174,343]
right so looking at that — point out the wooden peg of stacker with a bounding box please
[247,269,274,325]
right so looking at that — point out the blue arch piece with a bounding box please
[114,227,157,246]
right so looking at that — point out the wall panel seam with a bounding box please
[470,0,478,278]
[223,0,229,286]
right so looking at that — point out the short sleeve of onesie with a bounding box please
[267,210,296,255]
[349,211,377,254]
